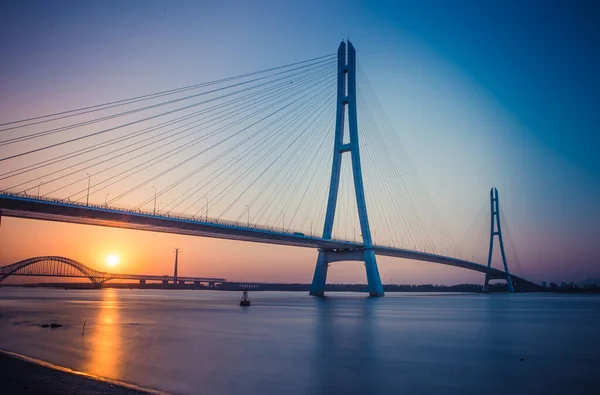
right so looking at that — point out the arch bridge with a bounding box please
[0,256,226,286]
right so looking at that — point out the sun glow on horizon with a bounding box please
[105,254,121,268]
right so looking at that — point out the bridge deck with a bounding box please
[0,194,537,288]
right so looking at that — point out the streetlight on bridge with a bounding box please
[202,196,208,222]
[153,186,157,215]
[86,173,91,206]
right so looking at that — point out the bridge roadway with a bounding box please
[0,194,537,288]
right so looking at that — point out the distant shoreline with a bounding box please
[0,282,510,292]
[0,350,165,395]
[1,282,598,293]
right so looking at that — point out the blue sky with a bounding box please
[0,0,598,283]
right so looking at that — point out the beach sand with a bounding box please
[0,351,161,395]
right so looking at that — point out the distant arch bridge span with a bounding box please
[0,256,226,285]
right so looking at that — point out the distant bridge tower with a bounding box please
[483,188,514,293]
[173,248,179,285]
[309,41,384,297]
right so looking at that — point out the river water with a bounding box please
[0,288,598,394]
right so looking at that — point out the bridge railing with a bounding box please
[0,191,322,241]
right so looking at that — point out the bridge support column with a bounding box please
[139,279,146,285]
[483,188,514,293]
[310,248,383,296]
[363,249,384,296]
[310,40,383,297]
[309,250,329,296]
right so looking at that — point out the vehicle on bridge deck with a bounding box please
[240,290,251,306]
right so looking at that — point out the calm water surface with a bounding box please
[0,288,598,394]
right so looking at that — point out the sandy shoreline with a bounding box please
[0,350,166,395]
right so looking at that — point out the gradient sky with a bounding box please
[0,0,598,284]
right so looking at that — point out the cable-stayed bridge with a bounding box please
[0,41,539,295]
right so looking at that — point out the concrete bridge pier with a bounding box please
[310,248,383,296]
[309,250,329,296]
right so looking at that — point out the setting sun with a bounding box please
[105,254,121,267]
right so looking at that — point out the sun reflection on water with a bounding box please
[84,288,122,379]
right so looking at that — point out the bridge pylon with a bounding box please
[482,188,515,293]
[309,41,384,297]
[173,248,179,285]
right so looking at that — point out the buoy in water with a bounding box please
[240,290,251,306]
